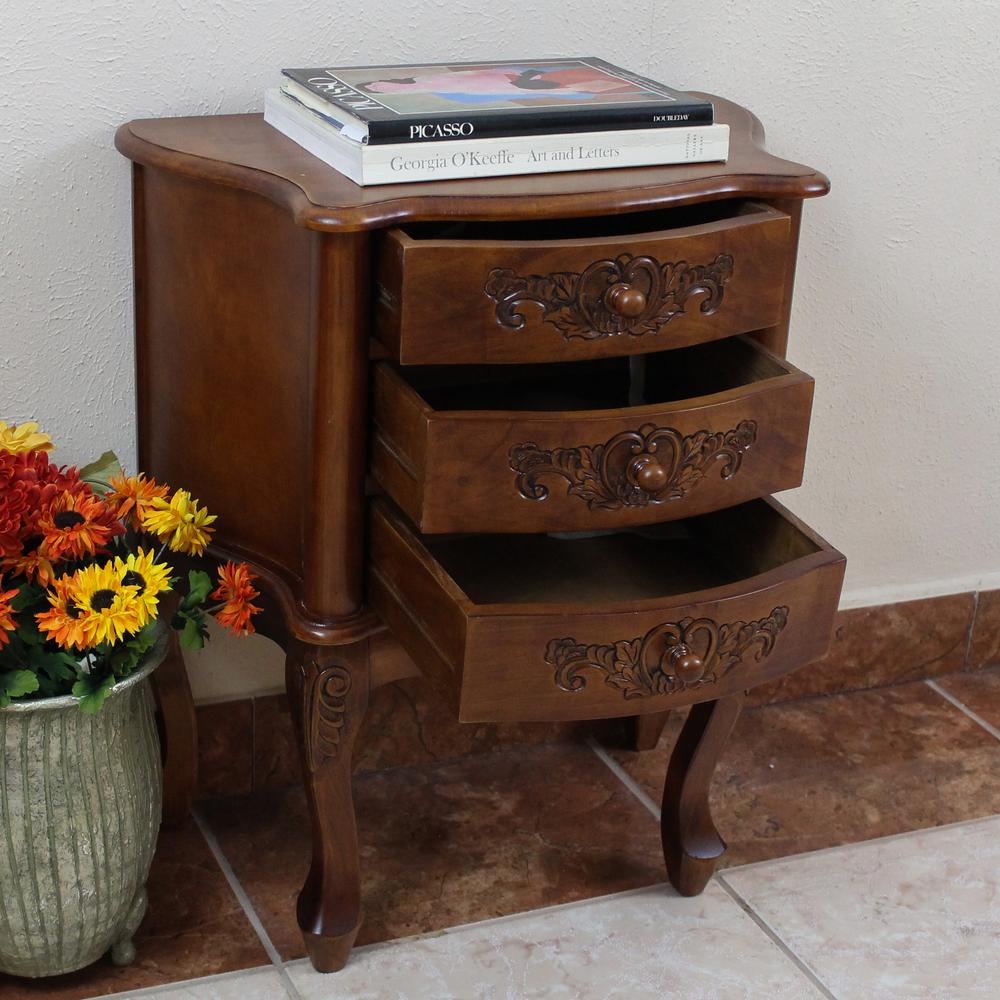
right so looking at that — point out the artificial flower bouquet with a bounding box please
[0,420,261,712]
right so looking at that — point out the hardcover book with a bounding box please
[280,57,714,145]
[263,88,729,186]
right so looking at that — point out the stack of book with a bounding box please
[263,57,729,186]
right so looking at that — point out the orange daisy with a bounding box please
[106,473,169,531]
[0,578,18,648]
[210,561,262,637]
[35,575,89,650]
[37,491,124,561]
[4,535,58,587]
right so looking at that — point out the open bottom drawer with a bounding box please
[368,497,845,722]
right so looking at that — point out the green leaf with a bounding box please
[178,610,208,650]
[129,622,160,655]
[2,669,40,699]
[30,648,79,684]
[11,583,44,613]
[26,646,78,697]
[72,672,117,714]
[180,570,212,610]
[79,451,123,494]
[16,621,43,645]
[110,622,160,675]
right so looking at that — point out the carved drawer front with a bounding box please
[368,496,845,723]
[375,201,791,365]
[371,335,813,534]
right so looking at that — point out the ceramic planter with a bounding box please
[0,634,166,978]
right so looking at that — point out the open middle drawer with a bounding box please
[371,335,814,534]
[369,496,845,723]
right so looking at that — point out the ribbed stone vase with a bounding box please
[0,638,166,978]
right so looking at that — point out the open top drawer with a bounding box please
[368,496,845,722]
[375,201,792,364]
[371,335,814,533]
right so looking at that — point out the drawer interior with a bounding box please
[419,499,821,607]
[393,336,790,414]
[394,199,768,243]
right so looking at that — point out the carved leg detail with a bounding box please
[150,629,198,827]
[286,638,369,973]
[661,693,744,896]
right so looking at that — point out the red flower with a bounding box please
[0,450,88,558]
[210,562,262,637]
[0,485,29,558]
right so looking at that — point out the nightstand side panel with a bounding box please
[134,165,313,580]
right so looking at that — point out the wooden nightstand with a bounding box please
[116,95,844,973]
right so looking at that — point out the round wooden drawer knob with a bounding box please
[632,457,669,493]
[668,645,706,683]
[605,282,647,318]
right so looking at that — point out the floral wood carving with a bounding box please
[510,420,757,509]
[484,253,734,341]
[546,607,789,699]
[300,661,352,772]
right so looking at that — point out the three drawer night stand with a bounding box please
[116,94,845,973]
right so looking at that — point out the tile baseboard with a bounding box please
[191,587,998,799]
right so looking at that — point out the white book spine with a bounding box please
[263,90,729,187]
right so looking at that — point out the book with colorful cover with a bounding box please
[280,57,714,145]
[263,88,729,186]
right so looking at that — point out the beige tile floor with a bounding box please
[9,671,1000,1000]
[71,815,1000,999]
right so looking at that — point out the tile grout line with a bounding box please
[963,589,981,667]
[585,736,662,820]
[76,963,280,1000]
[588,732,839,1000]
[285,880,696,970]
[191,807,305,1000]
[716,875,841,1000]
[723,810,1000,876]
[925,678,1000,742]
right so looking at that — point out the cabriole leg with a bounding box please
[286,637,369,972]
[661,693,745,896]
[629,709,671,751]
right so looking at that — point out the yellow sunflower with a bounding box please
[113,548,172,626]
[36,575,90,650]
[0,420,53,454]
[72,562,142,646]
[140,490,216,555]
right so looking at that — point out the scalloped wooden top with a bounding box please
[115,94,828,232]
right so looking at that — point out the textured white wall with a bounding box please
[651,1,1000,610]
[2,2,997,699]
